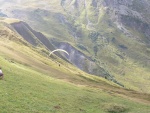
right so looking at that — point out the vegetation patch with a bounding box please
[77,44,89,53]
[103,103,129,113]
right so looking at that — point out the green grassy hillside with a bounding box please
[0,55,150,113]
[1,0,149,93]
[0,21,150,113]
[1,0,150,94]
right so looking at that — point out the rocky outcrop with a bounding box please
[120,15,150,42]
[51,39,111,78]
[11,21,56,49]
[11,21,69,60]
[12,22,39,46]
[103,0,150,42]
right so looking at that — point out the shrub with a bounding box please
[104,103,129,113]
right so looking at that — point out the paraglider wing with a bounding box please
[49,49,69,56]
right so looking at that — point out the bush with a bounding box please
[104,103,129,113]
[88,32,100,42]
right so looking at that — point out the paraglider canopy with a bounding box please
[49,49,69,56]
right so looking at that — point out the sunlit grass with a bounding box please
[0,55,150,113]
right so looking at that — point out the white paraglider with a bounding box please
[49,49,69,56]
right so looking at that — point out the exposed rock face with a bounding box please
[53,41,94,72]
[51,40,111,78]
[103,0,148,20]
[120,15,150,42]
[103,0,150,41]
[12,22,39,46]
[12,21,56,49]
[11,21,70,61]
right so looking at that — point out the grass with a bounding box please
[103,103,129,113]
[0,55,150,113]
[1,0,150,93]
[1,2,150,112]
[0,25,150,113]
[1,5,150,95]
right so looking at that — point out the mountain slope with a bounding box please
[0,0,150,92]
[1,55,150,113]
[0,19,150,113]
[0,0,150,93]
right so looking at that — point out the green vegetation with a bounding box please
[1,0,150,93]
[0,1,150,112]
[103,103,129,113]
[0,51,150,113]
[0,22,150,112]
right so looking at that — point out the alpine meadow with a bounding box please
[0,0,150,113]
